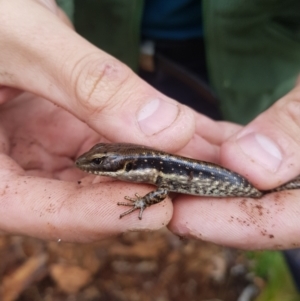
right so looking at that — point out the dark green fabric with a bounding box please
[73,0,143,71]
[57,0,300,123]
[203,0,300,123]
[56,0,74,21]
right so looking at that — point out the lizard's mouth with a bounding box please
[74,157,89,171]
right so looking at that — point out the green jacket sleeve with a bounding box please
[203,0,300,123]
[73,0,143,71]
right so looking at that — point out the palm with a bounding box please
[0,92,99,179]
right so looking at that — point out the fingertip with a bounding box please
[72,52,195,151]
[220,88,300,189]
[220,133,285,189]
[168,192,300,250]
[137,98,179,136]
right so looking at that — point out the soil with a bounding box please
[0,228,260,301]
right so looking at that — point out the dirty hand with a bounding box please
[0,0,195,241]
[170,86,300,250]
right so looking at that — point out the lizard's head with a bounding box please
[75,143,145,176]
[75,143,117,175]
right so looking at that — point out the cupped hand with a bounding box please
[4,0,299,250]
[0,0,195,241]
[170,86,300,250]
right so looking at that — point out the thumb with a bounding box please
[0,0,195,150]
[221,86,300,190]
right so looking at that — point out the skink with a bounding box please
[75,143,300,220]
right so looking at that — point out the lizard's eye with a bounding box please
[92,158,102,165]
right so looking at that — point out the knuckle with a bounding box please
[72,54,132,114]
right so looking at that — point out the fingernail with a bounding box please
[137,98,179,135]
[237,132,282,172]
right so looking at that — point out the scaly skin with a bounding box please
[75,143,300,219]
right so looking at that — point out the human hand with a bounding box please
[0,0,195,241]
[169,85,300,250]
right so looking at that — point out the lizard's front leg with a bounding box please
[117,187,169,220]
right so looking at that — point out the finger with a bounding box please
[0,172,172,241]
[176,112,241,164]
[194,112,242,146]
[169,192,300,250]
[0,0,195,151]
[221,86,300,190]
[179,133,220,164]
